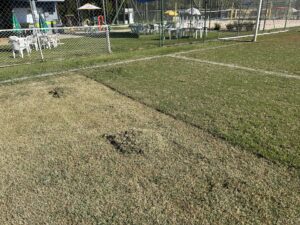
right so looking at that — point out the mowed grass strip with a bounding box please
[0,37,225,82]
[183,31,300,75]
[84,57,300,168]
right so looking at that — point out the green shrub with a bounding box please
[226,23,234,31]
[244,22,255,31]
[214,23,221,30]
[233,22,244,32]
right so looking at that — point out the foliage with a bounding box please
[226,23,234,31]
[226,21,255,32]
[244,21,255,31]
[214,23,221,30]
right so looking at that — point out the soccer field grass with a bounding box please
[84,31,300,168]
[0,30,299,224]
[0,75,299,224]
[183,31,300,75]
[0,38,225,82]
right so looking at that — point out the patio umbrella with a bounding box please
[185,8,201,16]
[78,3,101,10]
[78,3,101,25]
[39,13,49,33]
[137,0,155,2]
[165,10,178,17]
[12,11,21,33]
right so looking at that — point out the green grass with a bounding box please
[1,31,299,168]
[0,75,299,224]
[187,31,300,75]
[1,31,300,224]
[83,31,300,168]
[0,37,225,82]
[0,30,223,68]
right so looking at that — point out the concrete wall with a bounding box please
[210,20,300,30]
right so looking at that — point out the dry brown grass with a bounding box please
[0,75,299,224]
[0,38,8,46]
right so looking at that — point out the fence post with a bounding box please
[263,0,270,31]
[105,26,112,54]
[284,0,292,30]
[203,0,208,42]
[29,0,44,61]
[254,0,263,42]
[160,0,164,47]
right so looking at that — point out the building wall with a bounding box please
[0,0,62,29]
[14,2,59,23]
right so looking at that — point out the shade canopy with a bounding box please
[185,8,201,15]
[165,10,178,17]
[137,0,156,3]
[78,3,101,10]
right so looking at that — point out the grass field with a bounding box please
[85,31,300,168]
[0,30,299,224]
[0,36,226,82]
[184,32,300,75]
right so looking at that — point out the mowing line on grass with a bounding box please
[0,44,239,85]
[170,43,240,56]
[169,55,300,80]
[87,77,290,169]
[0,55,165,85]
[218,30,289,41]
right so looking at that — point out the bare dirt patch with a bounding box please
[0,38,8,46]
[104,128,167,155]
[0,75,299,225]
[49,87,65,98]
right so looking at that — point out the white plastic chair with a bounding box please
[26,35,39,51]
[37,34,51,49]
[194,20,204,39]
[178,20,190,37]
[9,36,31,58]
[166,23,178,40]
[48,34,59,48]
[150,24,159,34]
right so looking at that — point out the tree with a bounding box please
[0,0,13,29]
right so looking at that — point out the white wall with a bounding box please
[14,4,59,24]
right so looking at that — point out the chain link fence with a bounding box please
[214,0,300,40]
[0,0,111,67]
[0,0,299,67]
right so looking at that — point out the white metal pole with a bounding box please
[254,0,263,42]
[102,0,107,24]
[105,26,112,54]
[29,0,44,61]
